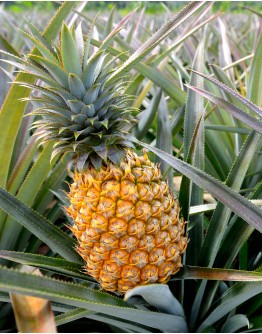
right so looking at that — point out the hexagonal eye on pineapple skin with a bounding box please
[68,150,188,293]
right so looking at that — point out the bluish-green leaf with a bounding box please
[125,284,186,319]
[221,314,249,333]
[29,55,69,89]
[68,73,86,100]
[197,278,262,332]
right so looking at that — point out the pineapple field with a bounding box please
[0,1,261,333]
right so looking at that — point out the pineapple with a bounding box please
[12,21,188,293]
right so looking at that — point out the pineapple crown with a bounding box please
[6,20,138,170]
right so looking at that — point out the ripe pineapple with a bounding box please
[13,22,188,293]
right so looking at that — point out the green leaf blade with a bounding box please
[61,23,82,77]
[109,2,206,82]
[0,251,86,280]
[0,1,77,191]
[180,30,205,266]
[0,266,188,333]
[0,187,82,263]
[197,279,262,332]
[131,137,262,232]
[186,84,262,134]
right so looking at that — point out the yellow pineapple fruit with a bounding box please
[12,21,188,293]
[67,150,187,292]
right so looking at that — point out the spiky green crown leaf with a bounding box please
[7,21,138,170]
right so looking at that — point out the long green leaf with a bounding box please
[197,278,262,332]
[186,84,262,133]
[0,1,76,190]
[0,251,87,280]
[0,266,188,333]
[199,131,260,268]
[134,88,161,140]
[0,143,56,250]
[221,314,249,333]
[130,137,262,232]
[173,265,262,281]
[54,307,151,332]
[247,33,262,104]
[192,69,262,117]
[181,30,205,266]
[155,91,174,186]
[0,187,82,263]
[55,308,95,327]
[109,1,205,82]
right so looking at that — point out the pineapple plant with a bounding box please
[8,21,188,293]
[0,2,262,333]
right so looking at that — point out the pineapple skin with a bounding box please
[67,150,188,293]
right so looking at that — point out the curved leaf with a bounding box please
[0,187,82,263]
[0,251,86,280]
[0,266,188,333]
[0,1,77,191]
[221,314,249,333]
[124,284,186,319]
[130,137,262,232]
[191,70,262,117]
[109,1,205,81]
[0,142,56,251]
[55,307,152,332]
[186,84,262,134]
[197,279,262,332]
